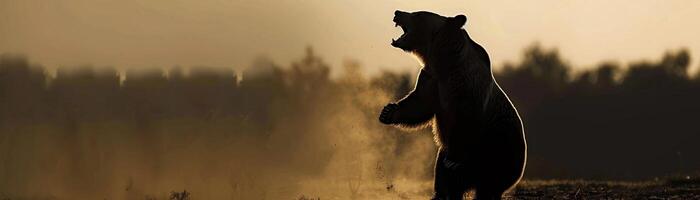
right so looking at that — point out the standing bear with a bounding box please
[379,10,526,200]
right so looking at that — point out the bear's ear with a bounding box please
[446,14,467,29]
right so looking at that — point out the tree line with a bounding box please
[0,44,699,188]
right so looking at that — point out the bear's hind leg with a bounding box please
[432,149,469,200]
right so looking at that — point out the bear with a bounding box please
[379,10,527,200]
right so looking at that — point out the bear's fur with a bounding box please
[379,10,526,200]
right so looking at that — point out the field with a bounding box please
[0,179,698,199]
[507,179,700,199]
[295,178,700,200]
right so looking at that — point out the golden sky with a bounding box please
[1,0,699,75]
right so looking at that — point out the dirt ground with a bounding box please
[505,179,700,199]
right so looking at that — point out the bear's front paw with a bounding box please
[379,103,399,124]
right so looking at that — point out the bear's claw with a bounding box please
[379,103,399,124]
[442,157,464,170]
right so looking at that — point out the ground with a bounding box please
[505,179,700,200]
[291,178,700,200]
[2,179,699,199]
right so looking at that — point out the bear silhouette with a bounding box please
[379,10,526,200]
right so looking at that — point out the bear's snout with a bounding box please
[394,10,409,23]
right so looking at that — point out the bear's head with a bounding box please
[391,10,467,54]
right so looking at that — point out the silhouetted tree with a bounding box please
[1,44,699,189]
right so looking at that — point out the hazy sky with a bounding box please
[1,0,699,75]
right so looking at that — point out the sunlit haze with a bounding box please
[2,0,699,75]
[2,1,700,199]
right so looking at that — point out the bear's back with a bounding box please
[431,29,520,133]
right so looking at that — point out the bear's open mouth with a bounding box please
[392,22,407,44]
[391,19,409,49]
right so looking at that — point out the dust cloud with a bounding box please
[0,48,436,199]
